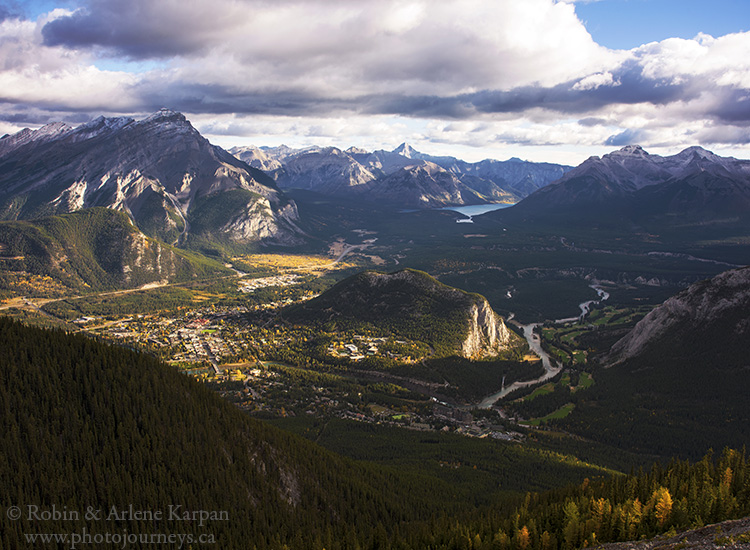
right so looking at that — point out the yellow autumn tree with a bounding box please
[516,526,531,550]
[653,487,673,527]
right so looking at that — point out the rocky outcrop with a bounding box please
[606,266,750,365]
[461,299,514,359]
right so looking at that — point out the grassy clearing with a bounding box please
[577,372,594,390]
[523,383,555,401]
[524,403,576,426]
[233,252,359,274]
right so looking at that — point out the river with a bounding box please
[475,284,610,409]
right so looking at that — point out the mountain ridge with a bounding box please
[498,145,750,224]
[232,142,570,207]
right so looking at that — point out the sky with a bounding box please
[2,0,750,165]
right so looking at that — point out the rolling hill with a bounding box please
[284,268,523,358]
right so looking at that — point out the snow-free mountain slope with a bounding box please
[285,268,521,359]
[606,265,750,365]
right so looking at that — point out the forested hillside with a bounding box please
[0,318,462,549]
[0,208,228,298]
[1,318,749,549]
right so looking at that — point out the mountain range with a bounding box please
[231,142,570,208]
[494,145,750,226]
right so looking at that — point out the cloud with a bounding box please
[0,14,141,113]
[572,71,619,91]
[605,128,646,146]
[1,0,749,161]
[40,0,618,94]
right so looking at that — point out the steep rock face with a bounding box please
[0,110,303,246]
[461,299,514,359]
[607,266,750,365]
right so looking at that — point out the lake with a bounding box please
[439,203,515,223]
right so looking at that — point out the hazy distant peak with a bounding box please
[393,142,419,158]
[676,145,719,161]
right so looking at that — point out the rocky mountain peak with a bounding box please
[393,142,418,158]
[142,108,188,124]
[610,144,647,157]
[676,145,716,159]
[72,115,135,141]
[0,111,304,247]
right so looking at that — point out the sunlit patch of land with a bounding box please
[233,252,360,274]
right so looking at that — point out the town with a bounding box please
[77,300,526,442]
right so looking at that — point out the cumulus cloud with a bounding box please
[40,0,618,95]
[1,0,750,161]
[572,71,619,91]
[0,12,142,114]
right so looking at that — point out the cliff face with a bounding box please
[607,266,750,365]
[461,299,514,359]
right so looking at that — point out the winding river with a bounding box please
[475,284,609,409]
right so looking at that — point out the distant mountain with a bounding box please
[498,145,750,224]
[371,162,489,208]
[561,266,750,458]
[271,147,378,195]
[228,145,283,172]
[285,268,522,358]
[233,143,570,208]
[0,208,228,295]
[0,110,303,248]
